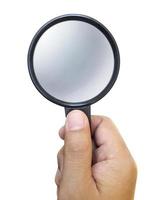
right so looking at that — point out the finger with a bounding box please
[58,116,126,161]
[94,116,129,161]
[59,126,65,139]
[55,168,62,186]
[62,110,92,184]
[91,115,103,133]
[58,115,102,140]
[57,147,64,172]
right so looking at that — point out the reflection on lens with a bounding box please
[33,20,114,103]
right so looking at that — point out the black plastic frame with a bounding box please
[28,14,120,108]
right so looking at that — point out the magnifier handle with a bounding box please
[65,105,91,124]
[65,106,97,154]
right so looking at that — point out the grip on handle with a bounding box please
[64,105,97,159]
[64,105,91,125]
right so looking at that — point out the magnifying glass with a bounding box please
[28,14,120,122]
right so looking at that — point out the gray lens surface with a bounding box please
[33,20,114,103]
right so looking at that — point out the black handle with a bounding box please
[64,105,91,125]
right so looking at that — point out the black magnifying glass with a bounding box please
[28,14,120,123]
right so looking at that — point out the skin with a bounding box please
[55,110,137,200]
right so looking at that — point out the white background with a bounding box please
[0,0,149,199]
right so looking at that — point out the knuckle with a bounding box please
[102,115,113,123]
[55,175,59,186]
[55,174,59,186]
[129,158,138,177]
[122,155,138,180]
[57,148,63,160]
[57,148,64,171]
[55,169,62,187]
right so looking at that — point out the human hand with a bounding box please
[55,110,137,200]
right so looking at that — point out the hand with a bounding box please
[55,110,137,200]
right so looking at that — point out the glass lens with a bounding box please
[33,20,114,103]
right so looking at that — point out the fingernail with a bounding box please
[66,110,85,131]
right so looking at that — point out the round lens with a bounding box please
[28,15,120,106]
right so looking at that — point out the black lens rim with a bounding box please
[28,14,120,108]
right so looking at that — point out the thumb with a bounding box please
[62,110,92,184]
